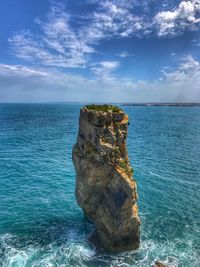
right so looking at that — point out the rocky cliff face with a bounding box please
[72,105,140,252]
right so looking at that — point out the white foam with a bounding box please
[1,231,199,267]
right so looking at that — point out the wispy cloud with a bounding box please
[116,51,134,58]
[118,51,130,58]
[1,55,200,103]
[8,0,200,71]
[8,1,149,69]
[163,55,200,81]
[0,63,48,77]
[91,60,120,79]
[90,1,149,38]
[9,5,94,68]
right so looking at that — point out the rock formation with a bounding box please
[72,105,140,251]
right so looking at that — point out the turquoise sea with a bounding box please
[0,104,200,267]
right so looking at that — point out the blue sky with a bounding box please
[0,0,200,102]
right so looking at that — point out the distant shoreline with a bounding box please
[0,102,200,107]
[121,103,200,107]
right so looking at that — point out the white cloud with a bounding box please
[9,1,150,69]
[0,63,138,102]
[118,51,130,58]
[91,60,119,79]
[99,61,119,69]
[0,64,48,77]
[9,6,94,68]
[154,0,200,36]
[85,0,200,39]
[7,0,200,74]
[1,56,200,103]
[90,1,148,38]
[163,55,200,81]
[179,55,200,70]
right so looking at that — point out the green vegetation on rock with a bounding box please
[85,104,122,113]
[130,167,134,176]
[119,160,133,176]
[113,147,121,157]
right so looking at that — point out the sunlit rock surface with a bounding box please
[72,105,140,252]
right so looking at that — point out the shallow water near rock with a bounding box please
[0,103,200,267]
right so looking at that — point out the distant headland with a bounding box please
[121,103,200,107]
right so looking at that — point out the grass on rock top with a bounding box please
[85,104,122,113]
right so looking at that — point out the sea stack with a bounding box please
[72,105,140,252]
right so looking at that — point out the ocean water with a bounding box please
[0,103,200,267]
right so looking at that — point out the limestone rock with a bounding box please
[72,105,140,252]
[154,261,168,267]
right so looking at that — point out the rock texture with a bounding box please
[72,105,140,251]
[155,261,168,267]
